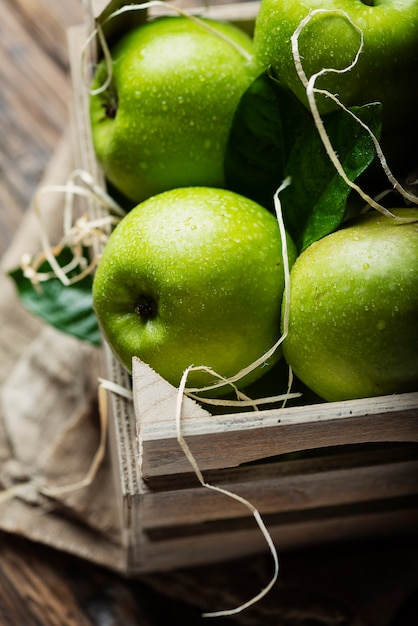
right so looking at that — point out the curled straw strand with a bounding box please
[23,169,124,288]
[291,9,418,217]
[176,365,280,619]
[97,370,285,619]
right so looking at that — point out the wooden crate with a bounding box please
[68,1,418,575]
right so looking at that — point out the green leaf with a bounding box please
[224,71,311,210]
[225,70,382,251]
[282,103,382,251]
[9,247,101,346]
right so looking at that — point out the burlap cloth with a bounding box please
[0,130,126,566]
[1,130,408,625]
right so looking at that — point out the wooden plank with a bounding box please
[134,359,418,477]
[86,1,259,55]
[89,0,260,22]
[133,507,418,573]
[67,24,106,188]
[0,0,82,258]
[0,533,187,626]
[138,455,418,528]
[6,0,81,71]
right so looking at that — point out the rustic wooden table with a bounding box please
[1,0,418,624]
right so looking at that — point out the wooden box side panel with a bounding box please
[139,454,418,530]
[89,0,261,23]
[132,506,418,573]
[134,359,418,478]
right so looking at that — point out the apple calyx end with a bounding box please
[134,295,158,321]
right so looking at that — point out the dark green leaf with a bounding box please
[225,70,382,251]
[282,103,382,251]
[224,71,311,210]
[9,247,101,346]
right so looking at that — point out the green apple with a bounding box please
[89,15,261,204]
[282,208,418,402]
[92,186,297,395]
[253,0,418,173]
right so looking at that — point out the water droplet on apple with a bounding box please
[363,263,370,270]
[377,320,386,331]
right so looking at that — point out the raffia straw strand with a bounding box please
[273,178,292,338]
[281,364,295,410]
[33,186,75,286]
[184,365,261,410]
[291,9,418,216]
[97,377,134,402]
[25,168,124,287]
[175,365,280,618]
[0,482,33,504]
[307,84,418,213]
[186,390,301,407]
[66,169,126,217]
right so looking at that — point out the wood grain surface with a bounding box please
[1,0,418,625]
[0,0,82,258]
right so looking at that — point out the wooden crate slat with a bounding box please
[132,506,418,573]
[89,0,261,22]
[139,457,418,528]
[134,359,418,478]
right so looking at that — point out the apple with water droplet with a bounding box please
[253,0,418,174]
[282,208,418,401]
[92,186,297,396]
[89,15,261,203]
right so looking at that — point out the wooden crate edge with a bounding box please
[133,358,418,477]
